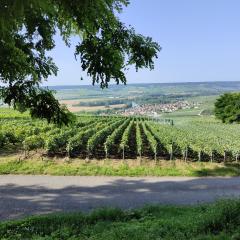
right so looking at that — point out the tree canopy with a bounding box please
[0,0,160,125]
[215,93,240,123]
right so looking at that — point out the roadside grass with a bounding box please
[1,199,240,239]
[1,155,240,176]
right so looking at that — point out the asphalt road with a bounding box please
[1,175,240,221]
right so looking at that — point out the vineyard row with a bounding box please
[1,116,240,162]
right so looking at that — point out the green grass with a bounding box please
[1,155,240,176]
[1,199,240,239]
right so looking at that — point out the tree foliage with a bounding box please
[0,0,160,124]
[215,93,240,123]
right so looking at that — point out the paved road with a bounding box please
[1,175,240,221]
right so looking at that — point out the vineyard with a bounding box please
[1,109,240,162]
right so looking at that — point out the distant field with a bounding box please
[60,98,105,104]
[59,99,127,112]
[53,82,240,114]
[53,81,240,102]
[67,104,127,113]
[52,81,240,99]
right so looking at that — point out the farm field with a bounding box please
[52,82,240,101]
[59,99,128,113]
[1,108,240,163]
[48,82,240,115]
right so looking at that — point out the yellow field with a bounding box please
[59,99,127,112]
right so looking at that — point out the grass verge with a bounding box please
[1,155,240,176]
[1,199,240,239]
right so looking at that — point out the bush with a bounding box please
[0,132,6,147]
[23,135,44,152]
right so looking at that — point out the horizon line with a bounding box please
[44,80,240,88]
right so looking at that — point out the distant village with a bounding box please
[117,100,199,116]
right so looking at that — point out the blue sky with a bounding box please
[47,0,240,86]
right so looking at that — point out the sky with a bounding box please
[47,0,240,86]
